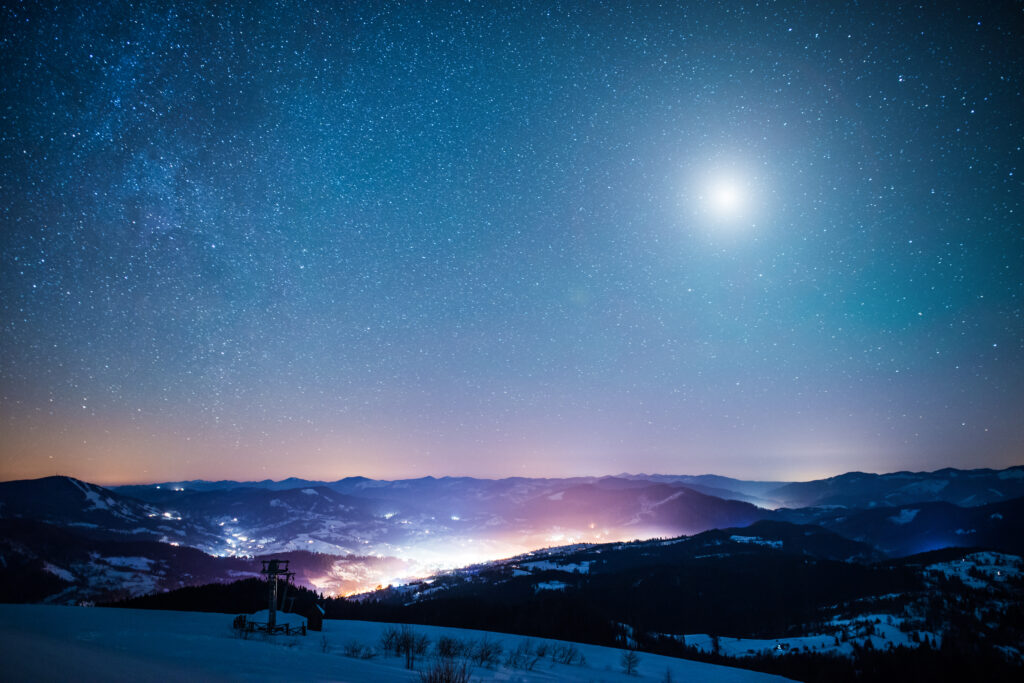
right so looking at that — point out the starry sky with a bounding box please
[2,1,1022,485]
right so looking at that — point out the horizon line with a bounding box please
[6,462,1023,488]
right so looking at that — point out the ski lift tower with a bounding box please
[260,559,294,630]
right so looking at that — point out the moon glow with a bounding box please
[688,167,760,231]
[709,179,745,218]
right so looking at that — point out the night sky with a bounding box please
[2,1,1022,484]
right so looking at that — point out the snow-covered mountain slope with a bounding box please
[0,476,224,550]
[0,517,410,604]
[0,604,794,682]
[665,551,1023,662]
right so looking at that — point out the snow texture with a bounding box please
[729,535,783,548]
[69,479,110,511]
[925,551,1022,590]
[519,559,592,573]
[102,556,155,571]
[0,604,794,682]
[682,613,938,658]
[248,609,307,628]
[42,562,75,583]
[888,508,919,525]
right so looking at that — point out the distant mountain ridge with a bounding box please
[3,474,769,558]
[109,463,1024,509]
[765,466,1024,508]
[1,465,1022,605]
[0,473,771,602]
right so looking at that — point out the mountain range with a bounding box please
[1,465,1022,604]
[114,465,1024,509]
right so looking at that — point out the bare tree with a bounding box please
[380,626,400,655]
[391,625,431,670]
[621,649,640,676]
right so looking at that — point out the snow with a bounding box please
[888,508,919,524]
[248,609,307,628]
[994,644,1023,665]
[102,556,155,571]
[519,559,591,574]
[534,580,570,591]
[906,479,948,494]
[69,479,110,511]
[627,490,685,524]
[729,535,782,548]
[40,556,165,599]
[43,562,75,583]
[0,604,794,682]
[926,552,1023,589]
[680,614,938,658]
[659,537,690,546]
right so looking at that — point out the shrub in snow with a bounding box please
[342,640,377,659]
[470,635,503,668]
[504,639,542,670]
[435,635,469,659]
[418,658,472,683]
[552,642,583,665]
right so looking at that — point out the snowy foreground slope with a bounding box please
[0,605,792,682]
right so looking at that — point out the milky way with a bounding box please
[1,1,1021,483]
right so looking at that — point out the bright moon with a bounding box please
[709,180,744,217]
[681,163,764,234]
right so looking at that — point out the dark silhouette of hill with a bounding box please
[106,576,322,615]
[766,466,1024,508]
[775,495,1024,556]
